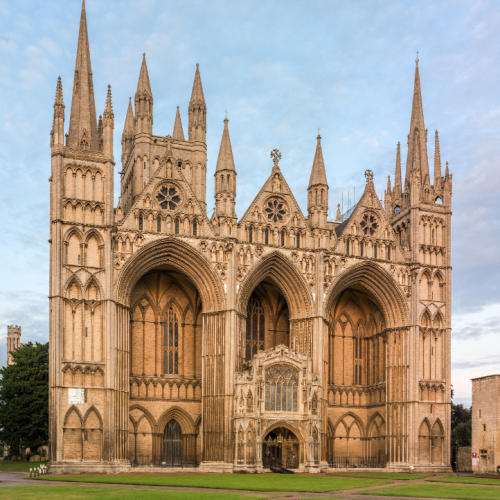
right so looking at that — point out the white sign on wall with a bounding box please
[68,388,85,405]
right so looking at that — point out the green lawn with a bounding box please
[0,486,274,500]
[359,483,500,499]
[0,460,48,472]
[430,475,500,485]
[38,474,390,492]
[329,472,432,480]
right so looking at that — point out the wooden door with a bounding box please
[163,420,182,466]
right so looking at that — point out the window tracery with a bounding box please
[245,294,264,360]
[163,307,179,375]
[157,186,181,210]
[265,364,298,412]
[264,198,287,223]
[360,213,378,235]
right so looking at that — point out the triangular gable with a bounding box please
[333,171,397,250]
[119,137,215,236]
[239,168,308,229]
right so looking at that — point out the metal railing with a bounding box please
[327,455,388,468]
[131,453,202,468]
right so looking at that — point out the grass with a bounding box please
[0,486,275,500]
[430,475,500,485]
[38,474,390,492]
[0,460,48,472]
[329,472,433,480]
[359,483,500,499]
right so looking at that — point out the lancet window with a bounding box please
[245,294,265,361]
[265,365,298,412]
[163,307,179,375]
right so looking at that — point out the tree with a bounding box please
[450,386,472,447]
[0,342,49,456]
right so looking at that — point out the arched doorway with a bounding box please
[163,419,182,466]
[262,427,299,469]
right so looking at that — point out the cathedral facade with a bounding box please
[49,2,453,473]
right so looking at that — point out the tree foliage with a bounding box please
[0,342,49,455]
[450,387,472,446]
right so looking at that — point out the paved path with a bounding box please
[0,471,499,500]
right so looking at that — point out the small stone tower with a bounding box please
[7,325,21,366]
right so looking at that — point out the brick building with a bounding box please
[48,1,453,473]
[472,375,500,474]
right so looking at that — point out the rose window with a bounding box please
[360,213,378,235]
[156,186,181,210]
[264,199,287,223]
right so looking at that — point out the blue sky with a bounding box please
[1,0,499,406]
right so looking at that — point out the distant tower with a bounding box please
[7,325,21,366]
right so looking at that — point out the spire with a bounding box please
[188,64,207,142]
[55,75,64,106]
[135,53,153,134]
[103,84,113,121]
[387,175,391,192]
[405,57,430,186]
[215,117,235,173]
[434,130,442,187]
[52,76,65,146]
[67,0,98,150]
[308,134,328,188]
[124,97,134,132]
[173,106,185,141]
[395,141,402,194]
[136,53,152,95]
[445,161,449,178]
[190,63,205,104]
[336,204,341,219]
[97,115,103,151]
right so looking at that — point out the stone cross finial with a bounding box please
[271,149,281,168]
[365,169,374,183]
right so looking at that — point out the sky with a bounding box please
[1,0,499,406]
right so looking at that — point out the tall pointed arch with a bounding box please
[237,250,313,319]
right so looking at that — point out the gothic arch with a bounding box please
[156,405,195,434]
[333,411,366,437]
[63,405,83,427]
[262,420,305,443]
[65,275,83,299]
[83,228,104,246]
[131,293,158,318]
[324,261,409,328]
[83,275,103,300]
[237,250,313,319]
[117,238,225,311]
[63,226,84,243]
[129,404,157,430]
[83,405,103,428]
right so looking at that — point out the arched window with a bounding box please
[175,218,180,234]
[374,244,378,259]
[360,241,364,257]
[248,226,253,243]
[265,365,298,412]
[321,189,324,205]
[281,230,285,247]
[296,232,300,248]
[157,216,162,232]
[245,294,264,361]
[346,240,350,255]
[354,326,363,385]
[193,220,198,236]
[387,245,391,260]
[432,228,435,245]
[315,190,318,205]
[138,214,143,231]
[163,307,179,375]
[265,228,269,245]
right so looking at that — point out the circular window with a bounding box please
[264,198,287,223]
[156,185,181,211]
[360,213,379,235]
